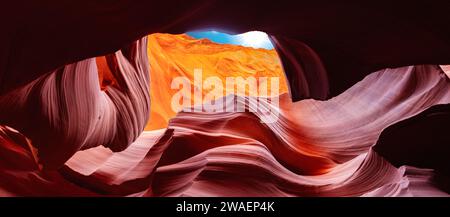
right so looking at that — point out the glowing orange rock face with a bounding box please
[96,56,118,91]
[145,33,288,130]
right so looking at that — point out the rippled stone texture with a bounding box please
[1,46,448,195]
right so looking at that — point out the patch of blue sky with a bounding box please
[187,31,274,50]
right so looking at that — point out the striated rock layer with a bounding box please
[1,45,449,195]
[0,38,151,169]
[63,65,450,196]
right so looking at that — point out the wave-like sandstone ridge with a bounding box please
[0,34,449,196]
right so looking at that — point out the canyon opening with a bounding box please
[142,30,288,129]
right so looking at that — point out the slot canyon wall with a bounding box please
[0,1,450,196]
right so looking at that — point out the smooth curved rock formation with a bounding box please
[0,38,150,169]
[2,62,447,196]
